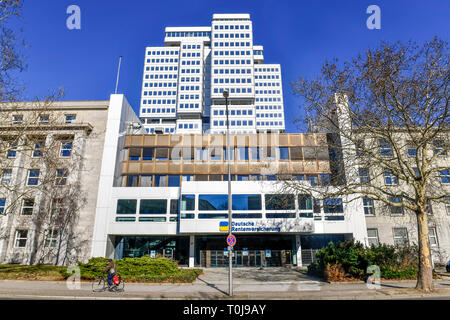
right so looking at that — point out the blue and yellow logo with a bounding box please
[219,221,229,232]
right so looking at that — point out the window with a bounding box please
[367,229,379,246]
[126,175,139,187]
[355,140,364,156]
[11,114,23,125]
[128,148,141,161]
[440,170,450,184]
[143,148,154,160]
[323,198,344,214]
[433,141,447,156]
[181,195,195,211]
[0,198,5,214]
[199,194,228,211]
[154,175,167,187]
[116,199,137,214]
[55,169,68,186]
[32,140,44,158]
[1,169,11,185]
[27,169,40,186]
[306,175,318,186]
[209,147,223,160]
[140,175,152,187]
[279,147,289,160]
[379,140,393,157]
[363,198,375,215]
[407,143,417,157]
[393,228,409,246]
[139,199,167,214]
[51,198,64,218]
[232,194,261,210]
[14,230,28,248]
[65,115,76,124]
[236,147,249,161]
[384,169,398,185]
[39,115,49,124]
[168,175,180,187]
[389,196,404,215]
[262,147,276,160]
[428,227,438,246]
[59,139,73,158]
[44,229,58,248]
[170,199,179,215]
[21,198,34,215]
[265,194,295,210]
[7,142,17,158]
[359,168,370,183]
[298,195,313,210]
[320,174,331,186]
[249,147,260,160]
[289,147,302,160]
[155,148,169,160]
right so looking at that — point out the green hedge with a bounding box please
[60,256,202,283]
[307,240,420,280]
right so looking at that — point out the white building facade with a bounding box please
[139,14,285,135]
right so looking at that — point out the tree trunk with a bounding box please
[415,209,434,292]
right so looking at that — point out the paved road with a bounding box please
[0,267,449,300]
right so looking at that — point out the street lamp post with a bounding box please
[223,90,233,297]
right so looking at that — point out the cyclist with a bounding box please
[103,259,117,289]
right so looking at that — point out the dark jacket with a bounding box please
[103,261,117,274]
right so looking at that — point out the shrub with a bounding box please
[307,240,419,281]
[60,256,203,283]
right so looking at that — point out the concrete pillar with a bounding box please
[295,234,302,267]
[189,235,195,268]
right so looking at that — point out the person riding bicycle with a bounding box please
[103,259,117,288]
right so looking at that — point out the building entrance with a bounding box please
[195,234,296,267]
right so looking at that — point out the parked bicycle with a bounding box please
[92,273,125,292]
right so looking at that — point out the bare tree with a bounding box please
[290,37,449,292]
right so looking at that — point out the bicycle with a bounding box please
[92,274,125,292]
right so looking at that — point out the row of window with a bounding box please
[181,68,201,74]
[10,114,76,125]
[142,99,176,105]
[213,109,253,116]
[1,168,68,187]
[255,75,280,79]
[143,91,177,96]
[181,52,201,58]
[165,31,211,38]
[142,108,176,114]
[180,77,201,82]
[213,120,254,127]
[213,42,251,48]
[367,227,439,247]
[182,44,202,49]
[146,128,175,134]
[213,68,252,74]
[12,229,59,248]
[213,33,251,39]
[181,60,201,66]
[359,167,450,185]
[257,121,283,127]
[255,68,279,73]
[213,59,252,65]
[254,50,263,56]
[213,88,252,94]
[178,123,200,129]
[180,85,200,91]
[255,82,281,87]
[127,146,328,162]
[122,174,331,188]
[145,74,178,79]
[213,25,250,30]
[256,113,283,118]
[213,78,252,84]
[146,58,178,64]
[146,66,178,71]
[255,97,282,102]
[179,94,200,100]
[179,103,200,109]
[256,90,281,95]
[144,82,177,88]
[147,50,179,56]
[256,105,283,110]
[213,50,252,56]
[359,140,447,157]
[6,139,73,159]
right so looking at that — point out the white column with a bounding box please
[189,235,195,268]
[295,234,302,267]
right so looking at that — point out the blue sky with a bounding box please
[15,0,450,132]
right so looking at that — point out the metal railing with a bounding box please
[199,250,293,268]
[301,249,320,266]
